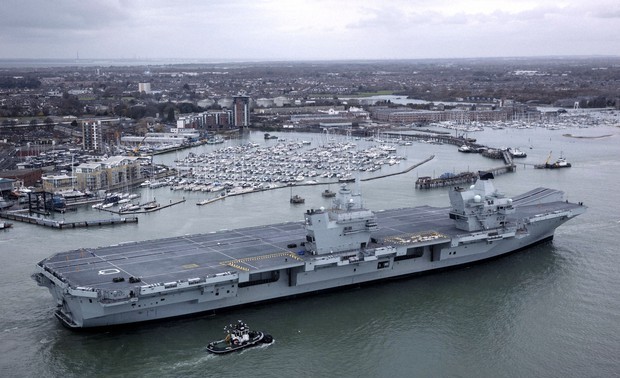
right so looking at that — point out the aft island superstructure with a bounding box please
[33,175,586,328]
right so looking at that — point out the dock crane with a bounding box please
[130,136,147,156]
[545,151,553,165]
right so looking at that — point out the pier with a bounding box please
[361,155,435,181]
[413,145,517,190]
[0,211,138,229]
[98,199,187,215]
[385,131,476,147]
[415,164,515,189]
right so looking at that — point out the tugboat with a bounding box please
[290,194,305,204]
[264,133,278,140]
[321,189,336,198]
[206,320,273,354]
[290,187,305,204]
[535,151,571,169]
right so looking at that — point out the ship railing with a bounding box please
[139,272,238,296]
[35,265,68,288]
[330,209,374,223]
[374,246,396,258]
[342,227,367,235]
[68,286,99,299]
[100,289,132,302]
[528,210,572,223]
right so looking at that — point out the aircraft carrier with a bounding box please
[33,175,586,329]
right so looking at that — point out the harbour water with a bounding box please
[1,125,619,377]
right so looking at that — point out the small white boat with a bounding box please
[143,201,159,210]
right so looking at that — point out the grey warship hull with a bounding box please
[33,183,585,329]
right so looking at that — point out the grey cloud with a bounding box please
[0,0,132,31]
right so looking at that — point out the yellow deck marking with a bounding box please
[220,251,304,271]
[383,231,445,244]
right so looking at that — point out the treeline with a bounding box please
[112,101,205,121]
[0,76,41,89]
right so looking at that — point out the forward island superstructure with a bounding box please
[33,175,586,328]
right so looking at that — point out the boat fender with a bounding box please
[262,334,273,343]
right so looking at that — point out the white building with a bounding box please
[74,156,143,191]
[82,122,103,153]
[138,83,152,94]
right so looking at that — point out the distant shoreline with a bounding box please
[563,133,613,139]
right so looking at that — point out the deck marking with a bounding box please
[220,251,303,271]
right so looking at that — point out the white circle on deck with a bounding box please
[98,268,121,275]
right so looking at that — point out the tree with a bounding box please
[167,107,175,122]
[44,117,55,132]
[128,105,147,120]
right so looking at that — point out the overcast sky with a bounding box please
[1,0,619,61]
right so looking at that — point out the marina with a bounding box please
[0,19,618,374]
[2,125,618,378]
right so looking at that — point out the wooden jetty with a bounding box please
[385,131,476,147]
[0,211,138,229]
[416,172,478,189]
[415,164,515,189]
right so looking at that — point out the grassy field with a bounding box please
[351,90,395,97]
[313,90,396,98]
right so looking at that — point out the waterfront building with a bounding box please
[370,107,512,123]
[0,177,16,195]
[233,95,251,127]
[42,173,75,193]
[254,105,346,115]
[0,169,42,187]
[123,131,200,145]
[74,156,142,191]
[289,107,369,127]
[176,111,234,131]
[82,121,103,154]
[74,162,106,191]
